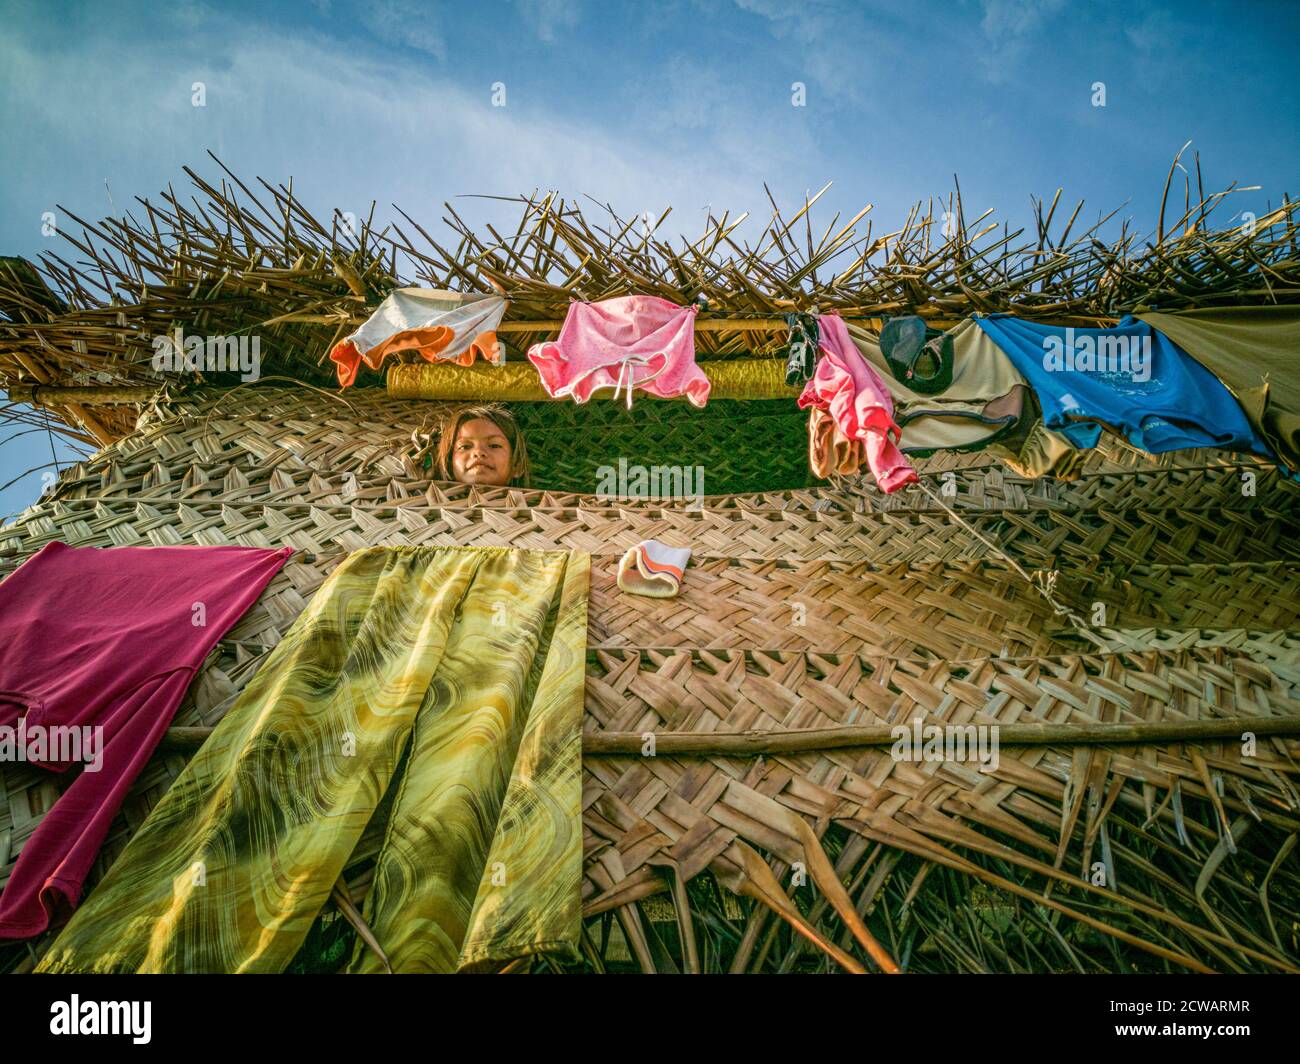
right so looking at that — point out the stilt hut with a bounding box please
[2,160,1298,973]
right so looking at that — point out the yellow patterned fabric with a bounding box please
[36,545,589,974]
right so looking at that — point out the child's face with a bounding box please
[451,418,513,485]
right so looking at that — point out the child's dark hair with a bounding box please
[434,404,531,486]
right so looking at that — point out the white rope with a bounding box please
[913,479,1111,650]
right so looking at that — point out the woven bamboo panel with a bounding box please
[40,456,1299,518]
[110,388,1280,490]
[3,387,1300,974]
[4,496,1297,573]
[590,558,1300,656]
[581,646,1300,971]
[29,389,1288,518]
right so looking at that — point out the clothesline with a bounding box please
[12,294,1298,503]
[276,311,1130,330]
[916,478,1107,649]
[495,315,975,333]
[320,288,1300,496]
[271,313,971,329]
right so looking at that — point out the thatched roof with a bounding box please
[2,148,1298,447]
[2,157,1299,974]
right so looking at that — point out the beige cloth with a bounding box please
[617,540,691,598]
[1137,307,1300,472]
[846,318,1024,452]
[983,391,1087,481]
[331,288,508,386]
[808,407,868,477]
[845,318,1079,477]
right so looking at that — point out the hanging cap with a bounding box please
[879,315,954,395]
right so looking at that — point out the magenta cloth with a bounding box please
[0,542,291,939]
[798,314,918,493]
[527,296,711,407]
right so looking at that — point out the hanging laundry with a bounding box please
[36,545,588,974]
[527,296,710,408]
[0,542,290,941]
[844,316,1082,477]
[617,539,691,598]
[981,388,1087,480]
[1136,306,1300,473]
[329,289,508,388]
[798,314,917,493]
[973,315,1274,457]
[848,318,1028,455]
[783,312,820,386]
[807,407,867,478]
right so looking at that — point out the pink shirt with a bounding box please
[0,542,290,939]
[528,296,711,407]
[798,314,918,493]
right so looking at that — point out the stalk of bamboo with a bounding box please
[157,716,1300,755]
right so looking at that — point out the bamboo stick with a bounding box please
[156,716,1300,756]
[7,384,157,406]
[585,717,1300,754]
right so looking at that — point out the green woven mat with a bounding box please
[511,399,812,495]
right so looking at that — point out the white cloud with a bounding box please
[0,3,788,267]
[516,0,582,44]
[724,0,959,107]
[979,0,1064,37]
[359,0,449,62]
[976,0,1066,82]
[1125,8,1178,53]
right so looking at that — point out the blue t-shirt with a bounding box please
[974,314,1274,456]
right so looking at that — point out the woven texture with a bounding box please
[2,387,1299,974]
[388,358,801,403]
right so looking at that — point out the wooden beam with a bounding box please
[157,716,1300,756]
[584,717,1300,754]
[6,358,121,445]
[7,384,157,407]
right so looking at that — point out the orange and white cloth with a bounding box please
[330,289,508,387]
[616,539,691,598]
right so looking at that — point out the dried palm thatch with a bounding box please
[1,145,1298,440]
[1,156,1299,974]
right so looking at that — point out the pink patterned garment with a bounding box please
[527,296,711,408]
[798,314,918,493]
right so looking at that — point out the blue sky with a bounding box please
[2,0,1298,515]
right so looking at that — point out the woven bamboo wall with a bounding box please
[2,387,1299,973]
